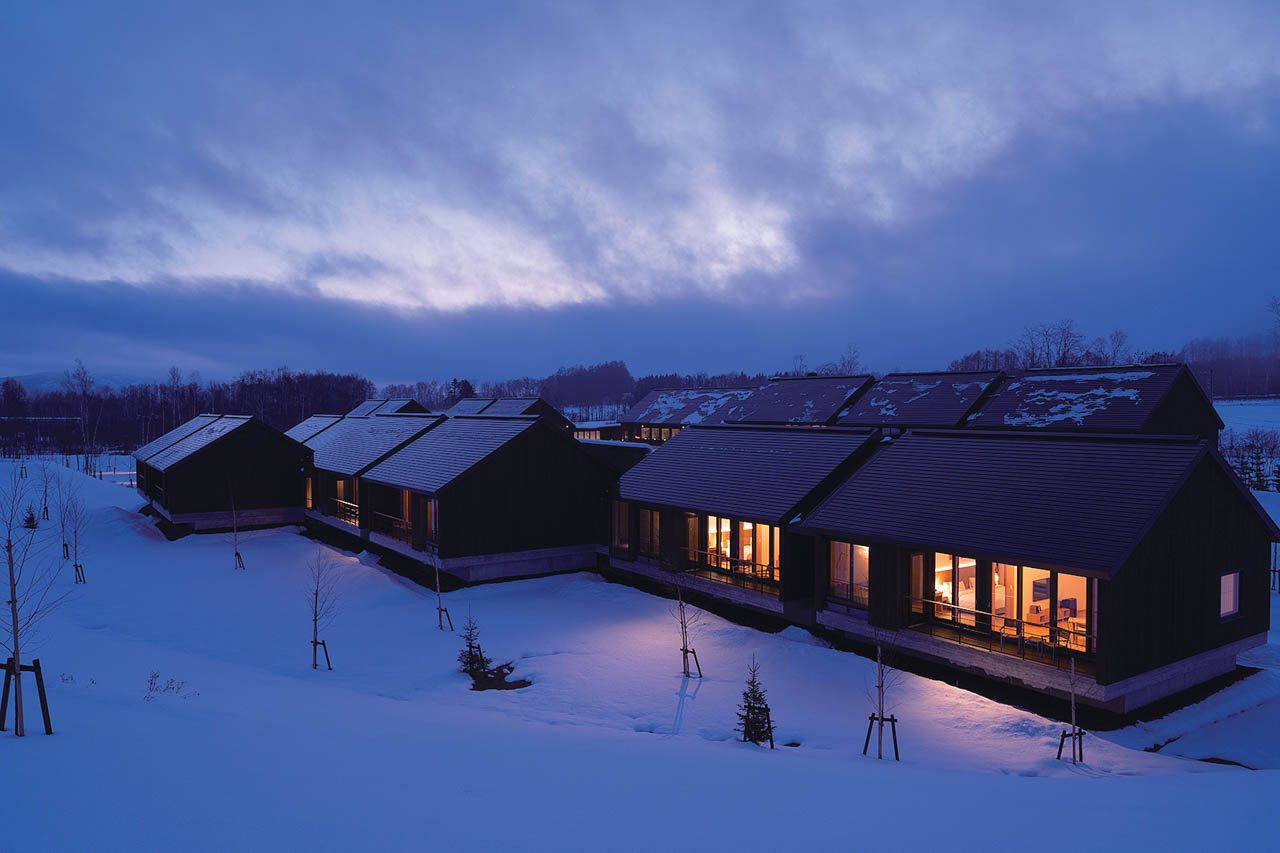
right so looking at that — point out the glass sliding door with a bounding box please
[830,541,851,600]
[955,557,977,626]
[933,553,955,620]
[1056,572,1088,650]
[992,563,1017,635]
[1021,566,1051,640]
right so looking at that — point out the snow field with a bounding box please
[3,460,1279,851]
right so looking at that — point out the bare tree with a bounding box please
[59,478,88,584]
[864,628,905,760]
[305,547,342,670]
[668,576,703,678]
[1,467,70,736]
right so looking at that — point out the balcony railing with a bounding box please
[828,581,870,609]
[683,548,780,596]
[328,497,360,527]
[905,596,1096,674]
[371,511,412,545]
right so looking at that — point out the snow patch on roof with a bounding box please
[1002,386,1142,426]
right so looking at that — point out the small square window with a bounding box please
[1220,572,1240,618]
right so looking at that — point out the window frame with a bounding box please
[1219,570,1241,620]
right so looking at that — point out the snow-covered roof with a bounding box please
[145,415,253,472]
[840,371,1003,427]
[967,365,1195,431]
[621,388,757,426]
[304,415,442,477]
[718,376,874,425]
[284,414,343,443]
[133,414,223,462]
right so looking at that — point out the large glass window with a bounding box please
[830,541,851,599]
[425,497,438,542]
[304,477,313,510]
[933,553,955,620]
[1021,566,1052,640]
[955,557,977,626]
[611,501,630,550]
[992,563,1017,634]
[1220,572,1240,618]
[707,515,732,568]
[1056,572,1088,649]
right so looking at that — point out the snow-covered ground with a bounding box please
[1216,397,1280,433]
[4,460,1279,851]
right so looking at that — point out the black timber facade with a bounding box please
[134,414,311,530]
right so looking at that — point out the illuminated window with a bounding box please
[304,477,313,510]
[992,563,1016,633]
[933,553,955,620]
[425,498,438,541]
[829,541,869,607]
[1056,572,1088,649]
[1220,572,1240,618]
[1021,566,1051,639]
[612,501,630,550]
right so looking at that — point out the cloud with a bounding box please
[0,1,1278,317]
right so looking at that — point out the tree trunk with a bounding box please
[6,539,24,737]
[312,589,319,670]
[876,645,884,760]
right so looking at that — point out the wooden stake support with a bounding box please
[0,657,54,734]
[862,713,900,760]
[681,645,702,678]
[311,640,332,671]
[73,563,85,585]
[234,551,246,571]
[438,605,453,632]
[1057,729,1086,763]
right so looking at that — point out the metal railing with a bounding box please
[683,548,780,595]
[371,511,412,545]
[829,581,870,609]
[328,497,360,527]
[905,596,1096,674]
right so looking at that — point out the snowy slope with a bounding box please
[3,461,1278,851]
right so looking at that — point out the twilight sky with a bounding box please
[2,1,1278,385]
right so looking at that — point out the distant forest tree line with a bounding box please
[3,316,1280,456]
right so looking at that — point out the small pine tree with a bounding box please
[1271,460,1280,494]
[457,615,492,678]
[21,506,38,530]
[735,655,775,747]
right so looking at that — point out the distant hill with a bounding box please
[4,371,155,393]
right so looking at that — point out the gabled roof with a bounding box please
[374,399,430,415]
[363,416,541,494]
[304,415,442,477]
[965,364,1209,432]
[718,375,874,425]
[133,414,223,462]
[840,371,1004,428]
[621,387,757,426]
[145,415,253,472]
[284,414,343,443]
[795,430,1219,576]
[619,425,876,523]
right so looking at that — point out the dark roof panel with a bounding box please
[719,376,874,425]
[146,415,253,472]
[967,365,1187,431]
[363,417,540,494]
[797,431,1208,576]
[841,371,1003,427]
[133,414,223,462]
[346,399,388,417]
[444,398,498,416]
[284,414,343,443]
[305,415,441,476]
[374,399,429,415]
[621,388,757,426]
[619,426,876,522]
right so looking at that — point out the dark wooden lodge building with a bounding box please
[792,429,1276,711]
[298,413,442,534]
[355,415,619,581]
[607,425,878,618]
[133,414,311,530]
